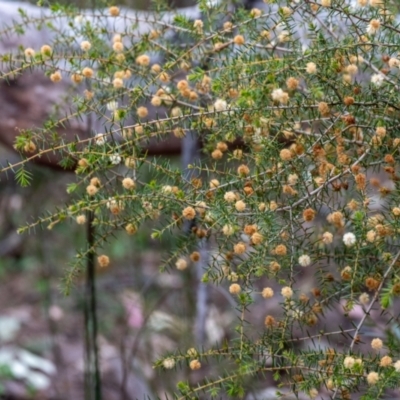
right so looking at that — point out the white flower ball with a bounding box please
[343,232,356,247]
[298,254,311,267]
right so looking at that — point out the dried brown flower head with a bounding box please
[303,208,316,222]
[182,207,196,220]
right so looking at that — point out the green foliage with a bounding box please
[15,166,33,187]
[3,0,400,398]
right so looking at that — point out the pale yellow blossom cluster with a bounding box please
[20,2,400,395]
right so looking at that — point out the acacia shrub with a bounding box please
[2,0,400,398]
